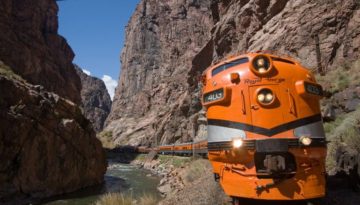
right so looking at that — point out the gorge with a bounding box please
[1,0,360,204]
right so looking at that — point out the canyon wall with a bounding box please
[105,0,215,145]
[0,0,108,203]
[106,0,360,146]
[76,65,112,133]
[0,62,107,204]
[0,0,81,103]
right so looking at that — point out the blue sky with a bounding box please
[57,0,140,99]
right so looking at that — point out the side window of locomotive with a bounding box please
[211,58,249,77]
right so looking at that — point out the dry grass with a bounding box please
[138,193,158,205]
[160,159,230,205]
[157,155,191,168]
[94,192,157,205]
[183,159,208,183]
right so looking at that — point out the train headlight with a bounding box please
[232,138,243,148]
[251,55,272,75]
[299,136,312,146]
[257,93,265,102]
[257,88,275,105]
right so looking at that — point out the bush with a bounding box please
[97,130,116,149]
[316,59,360,93]
[184,159,208,183]
[326,107,360,172]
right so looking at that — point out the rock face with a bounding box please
[75,65,112,133]
[0,62,107,204]
[106,0,360,146]
[0,0,81,104]
[105,0,215,145]
[0,0,107,203]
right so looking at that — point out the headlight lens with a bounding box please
[252,55,271,74]
[232,138,243,148]
[257,93,265,102]
[299,136,312,146]
[257,89,275,105]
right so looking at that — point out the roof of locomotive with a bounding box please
[203,52,301,76]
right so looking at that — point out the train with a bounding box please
[202,52,326,204]
[137,140,207,157]
[136,51,326,204]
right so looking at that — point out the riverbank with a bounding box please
[131,153,360,205]
[42,155,161,205]
[131,154,230,205]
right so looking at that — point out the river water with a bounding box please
[43,160,161,205]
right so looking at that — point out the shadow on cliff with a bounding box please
[105,146,140,164]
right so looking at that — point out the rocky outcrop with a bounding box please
[0,0,81,104]
[75,65,112,133]
[105,0,215,146]
[0,62,107,204]
[106,0,360,146]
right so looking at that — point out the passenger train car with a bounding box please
[137,140,208,157]
[201,52,327,203]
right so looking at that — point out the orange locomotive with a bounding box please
[201,52,326,203]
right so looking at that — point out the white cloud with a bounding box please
[82,69,91,76]
[102,75,118,100]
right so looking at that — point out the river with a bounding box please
[42,160,161,205]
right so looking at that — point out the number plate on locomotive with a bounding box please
[255,139,288,153]
[304,82,323,96]
[203,88,224,103]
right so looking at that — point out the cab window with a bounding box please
[212,58,249,77]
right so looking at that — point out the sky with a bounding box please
[57,0,140,100]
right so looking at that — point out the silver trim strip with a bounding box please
[207,125,246,142]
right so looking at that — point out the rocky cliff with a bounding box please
[106,0,360,146]
[0,0,107,203]
[0,62,107,204]
[105,0,215,145]
[75,65,112,133]
[0,0,81,104]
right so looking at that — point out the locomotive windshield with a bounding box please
[211,58,248,77]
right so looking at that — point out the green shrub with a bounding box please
[0,61,26,82]
[316,59,360,93]
[336,73,350,91]
[97,130,116,149]
[326,107,360,171]
[157,155,190,168]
